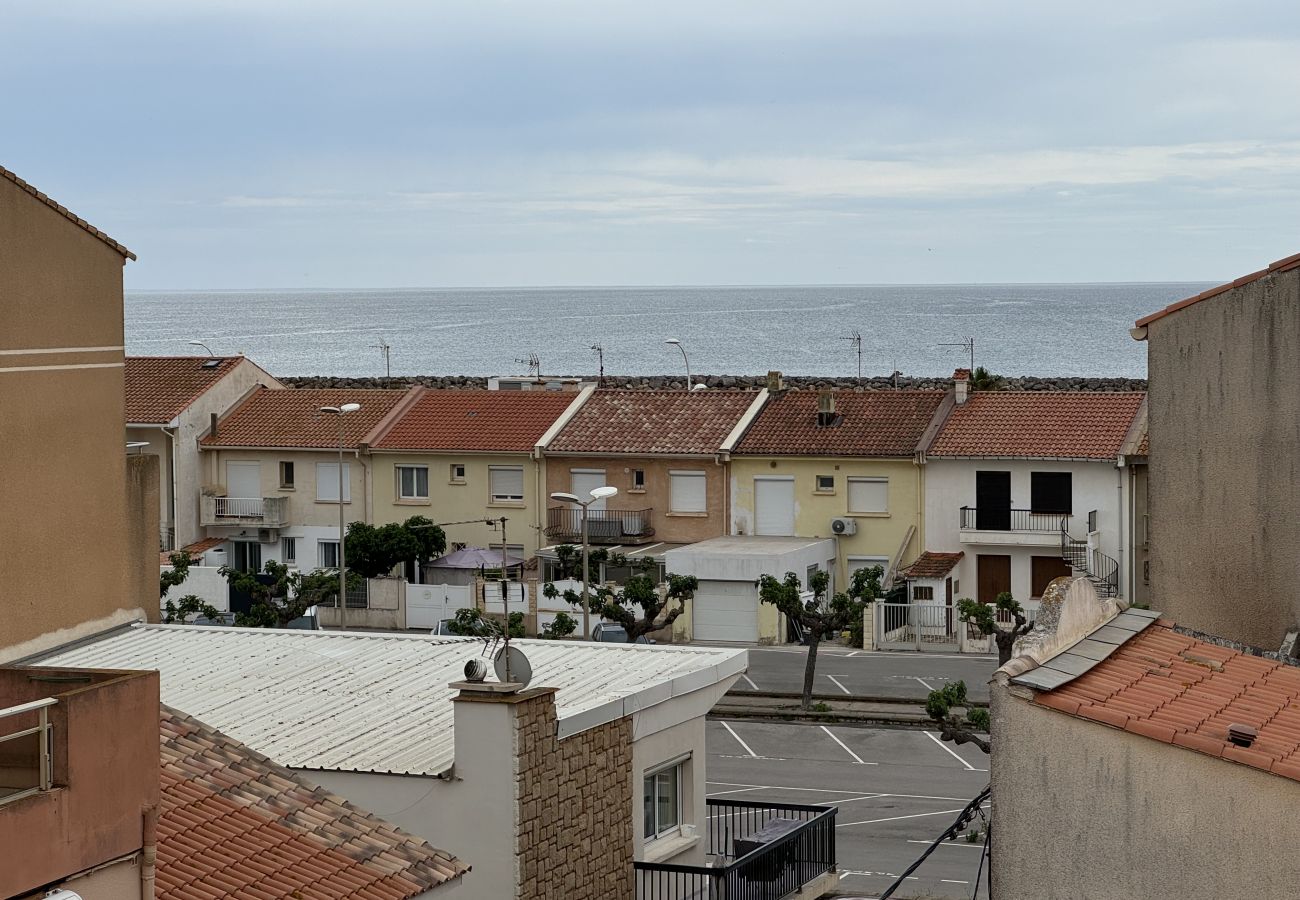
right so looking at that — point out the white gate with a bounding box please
[406,583,472,630]
[874,602,960,652]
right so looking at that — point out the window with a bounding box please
[1030,472,1072,514]
[231,541,261,573]
[913,585,935,601]
[398,465,430,500]
[643,762,682,840]
[632,469,646,490]
[450,463,466,483]
[848,556,890,583]
[318,540,340,569]
[847,477,888,514]
[669,470,707,513]
[279,461,295,489]
[281,537,297,564]
[815,474,835,493]
[488,466,525,503]
[316,462,351,502]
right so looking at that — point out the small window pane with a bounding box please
[280,461,295,488]
[281,537,297,563]
[451,464,466,482]
[655,770,679,833]
[643,777,655,838]
[319,540,339,568]
[816,475,834,492]
[399,466,429,499]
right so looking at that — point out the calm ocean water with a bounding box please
[123,283,1209,379]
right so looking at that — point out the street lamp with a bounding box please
[188,340,215,356]
[320,402,361,629]
[550,485,619,640]
[664,339,691,391]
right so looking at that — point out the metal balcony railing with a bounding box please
[635,799,837,900]
[201,495,288,527]
[0,698,55,807]
[959,506,1068,532]
[545,507,655,545]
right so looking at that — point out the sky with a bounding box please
[5,0,1300,289]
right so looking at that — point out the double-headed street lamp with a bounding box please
[320,402,361,628]
[549,485,619,640]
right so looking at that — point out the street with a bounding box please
[707,718,991,900]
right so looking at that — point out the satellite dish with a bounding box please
[494,645,532,689]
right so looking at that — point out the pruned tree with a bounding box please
[447,607,524,638]
[926,680,991,754]
[757,565,883,711]
[543,572,698,642]
[220,561,340,628]
[160,551,220,624]
[346,517,447,579]
[541,611,577,639]
[958,591,1031,666]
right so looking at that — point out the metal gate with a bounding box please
[875,602,960,652]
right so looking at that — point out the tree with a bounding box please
[541,611,577,639]
[970,366,1004,391]
[160,551,220,624]
[543,571,698,642]
[447,607,524,638]
[220,561,340,628]
[958,591,1031,666]
[757,565,883,711]
[345,516,446,579]
[926,680,991,754]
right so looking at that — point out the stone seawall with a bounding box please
[280,373,1148,392]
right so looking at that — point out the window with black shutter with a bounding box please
[1030,472,1072,514]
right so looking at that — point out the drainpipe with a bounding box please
[356,448,372,524]
[141,805,158,899]
[1116,462,1125,600]
[161,425,178,550]
[532,450,544,553]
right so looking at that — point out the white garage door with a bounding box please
[692,579,759,643]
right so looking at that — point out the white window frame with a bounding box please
[815,474,835,493]
[281,536,297,564]
[397,465,430,500]
[488,465,525,504]
[318,540,340,569]
[316,462,352,503]
[846,476,888,515]
[279,460,295,489]
[450,463,467,484]
[668,469,708,514]
[643,760,684,842]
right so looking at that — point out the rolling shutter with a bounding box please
[754,477,795,536]
[669,470,707,513]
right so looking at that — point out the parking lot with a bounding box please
[707,718,990,899]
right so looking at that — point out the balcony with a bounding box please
[201,495,288,528]
[545,507,655,545]
[635,799,837,900]
[958,506,1068,547]
[0,699,52,807]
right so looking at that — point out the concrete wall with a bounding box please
[318,576,407,629]
[159,565,230,614]
[991,681,1300,899]
[1145,269,1300,647]
[128,426,175,549]
[730,456,922,587]
[59,852,145,900]
[0,174,148,659]
[126,455,161,624]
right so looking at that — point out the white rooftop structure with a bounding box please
[35,624,746,777]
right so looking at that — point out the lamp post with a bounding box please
[320,402,361,629]
[550,485,619,639]
[664,338,691,391]
[187,340,215,356]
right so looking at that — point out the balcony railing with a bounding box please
[959,506,1068,533]
[545,507,655,545]
[635,799,837,900]
[201,495,288,527]
[0,698,54,807]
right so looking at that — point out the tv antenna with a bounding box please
[939,336,975,372]
[839,330,863,381]
[372,338,392,378]
[590,344,605,385]
[514,353,541,380]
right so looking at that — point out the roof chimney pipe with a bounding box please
[766,370,785,394]
[953,368,971,406]
[210,412,218,438]
[816,391,837,427]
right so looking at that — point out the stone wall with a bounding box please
[515,691,634,900]
[281,373,1147,392]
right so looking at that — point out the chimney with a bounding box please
[816,391,837,427]
[210,412,218,437]
[766,370,785,394]
[953,368,970,405]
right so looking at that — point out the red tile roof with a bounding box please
[372,388,576,452]
[900,551,964,579]
[158,706,465,900]
[545,389,760,455]
[1033,621,1300,784]
[126,357,247,424]
[201,386,412,449]
[1,165,136,260]
[734,390,944,457]
[1135,251,1300,328]
[927,392,1145,460]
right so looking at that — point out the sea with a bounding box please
[123,283,1211,379]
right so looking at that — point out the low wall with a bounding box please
[160,565,229,614]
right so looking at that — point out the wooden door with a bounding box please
[1031,555,1071,599]
[977,554,1011,604]
[975,471,1011,530]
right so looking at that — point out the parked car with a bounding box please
[591,623,652,644]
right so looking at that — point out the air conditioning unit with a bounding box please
[257,528,276,543]
[830,517,857,536]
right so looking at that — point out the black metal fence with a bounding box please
[959,506,1068,532]
[545,506,656,544]
[635,799,837,900]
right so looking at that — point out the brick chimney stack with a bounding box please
[953,368,971,405]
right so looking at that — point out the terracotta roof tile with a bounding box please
[546,389,760,455]
[1033,622,1300,785]
[158,705,466,900]
[0,164,136,260]
[733,390,944,457]
[201,387,411,449]
[372,388,576,452]
[900,551,964,579]
[1135,251,1300,328]
[928,392,1145,459]
[126,357,247,424]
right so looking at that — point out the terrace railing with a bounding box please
[0,698,55,807]
[545,507,656,545]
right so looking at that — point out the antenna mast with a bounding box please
[372,338,392,378]
[514,353,541,381]
[939,336,975,373]
[838,330,863,381]
[590,344,605,386]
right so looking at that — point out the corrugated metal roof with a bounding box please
[35,625,746,777]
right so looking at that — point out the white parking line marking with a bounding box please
[706,786,766,796]
[923,731,977,771]
[941,879,971,884]
[913,676,936,691]
[907,839,984,849]
[705,782,973,802]
[820,726,874,765]
[740,673,759,690]
[721,721,759,758]
[839,807,968,827]
[847,651,862,657]
[826,674,852,694]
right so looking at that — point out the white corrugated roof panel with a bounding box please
[34,624,746,776]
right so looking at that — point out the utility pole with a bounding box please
[372,339,392,378]
[490,516,514,682]
[590,344,605,386]
[839,330,863,381]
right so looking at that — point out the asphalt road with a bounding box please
[726,644,999,704]
[706,718,991,900]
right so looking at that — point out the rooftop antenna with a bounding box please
[372,338,392,378]
[514,353,541,380]
[939,336,975,373]
[839,330,863,381]
[590,344,605,386]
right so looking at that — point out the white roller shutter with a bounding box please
[669,470,707,513]
[754,477,795,536]
[489,466,525,502]
[692,580,759,643]
[570,469,608,509]
[847,477,888,514]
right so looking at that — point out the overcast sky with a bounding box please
[6,0,1300,289]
